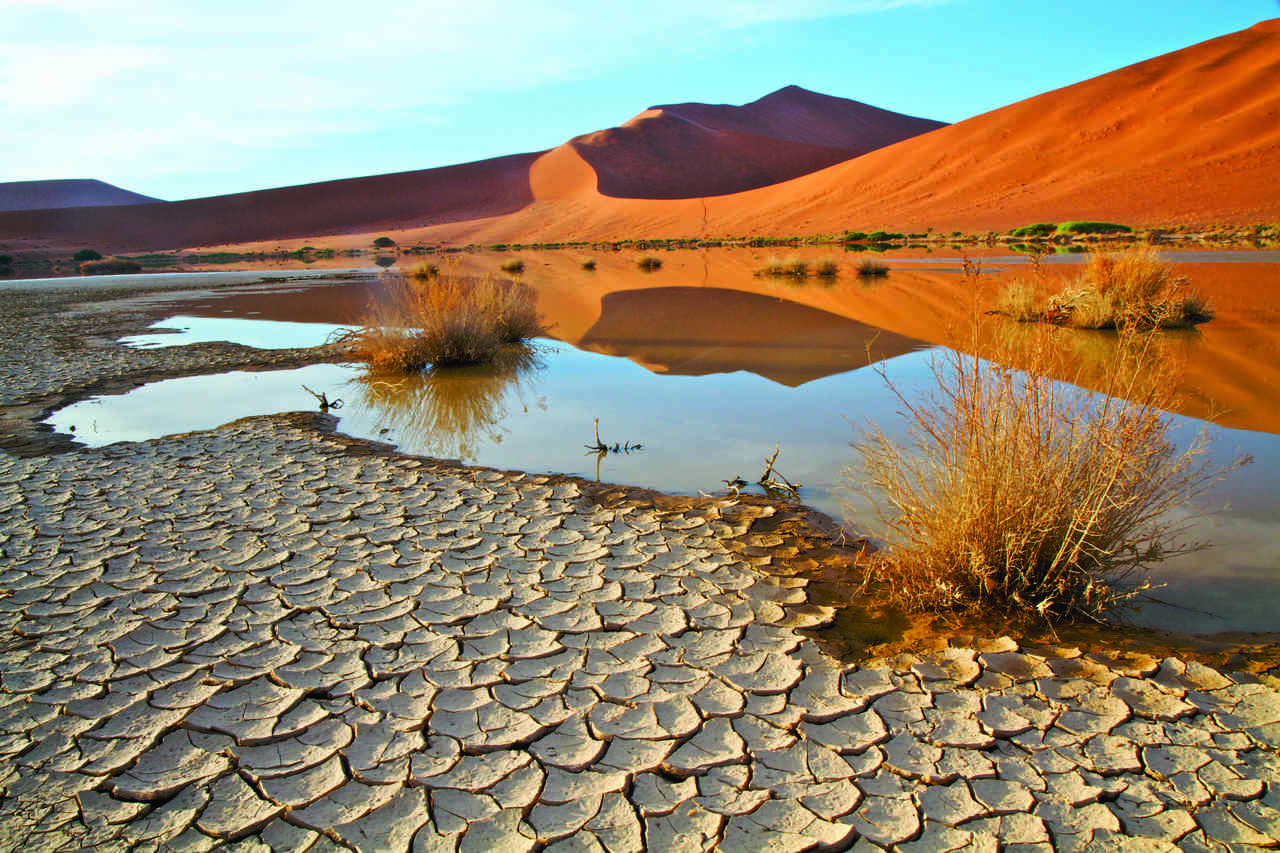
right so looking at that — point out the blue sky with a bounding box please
[3,0,1275,200]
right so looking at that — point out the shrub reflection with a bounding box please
[350,345,545,460]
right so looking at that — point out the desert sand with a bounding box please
[407,18,1280,245]
[0,87,938,254]
[569,87,944,199]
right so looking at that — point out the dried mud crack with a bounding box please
[0,279,1277,851]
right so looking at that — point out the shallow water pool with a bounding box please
[47,327,1280,636]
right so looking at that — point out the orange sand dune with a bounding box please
[407,18,1280,244]
[0,153,540,253]
[0,88,940,253]
[570,87,944,199]
[0,179,160,212]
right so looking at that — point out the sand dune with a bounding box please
[416,18,1280,244]
[0,153,540,253]
[0,179,160,212]
[2,21,1277,253]
[570,86,944,199]
[0,87,940,253]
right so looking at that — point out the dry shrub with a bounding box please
[1000,246,1212,329]
[756,257,809,278]
[993,279,1040,321]
[849,270,1240,622]
[856,260,890,278]
[637,255,663,271]
[338,272,544,373]
[408,261,439,280]
[814,260,840,278]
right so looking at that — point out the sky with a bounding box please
[2,0,1276,201]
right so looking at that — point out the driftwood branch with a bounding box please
[721,447,802,500]
[302,385,343,411]
[757,446,801,500]
[585,418,642,455]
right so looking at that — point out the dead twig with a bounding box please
[585,418,642,454]
[758,446,802,500]
[302,385,343,411]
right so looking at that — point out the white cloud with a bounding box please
[0,0,944,192]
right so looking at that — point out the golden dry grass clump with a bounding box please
[338,271,544,373]
[849,274,1237,623]
[755,257,808,278]
[855,259,890,278]
[998,246,1212,329]
[814,260,840,278]
[408,261,440,280]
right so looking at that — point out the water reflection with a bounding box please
[120,315,346,350]
[349,345,545,460]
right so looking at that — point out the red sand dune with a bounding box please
[569,87,944,199]
[0,88,938,254]
[0,179,160,212]
[412,18,1280,244]
[0,153,540,253]
[1,20,1278,254]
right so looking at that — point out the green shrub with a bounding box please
[0,255,11,266]
[73,249,103,262]
[867,231,905,242]
[373,236,397,248]
[1009,223,1056,238]
[1056,221,1132,235]
[843,231,867,242]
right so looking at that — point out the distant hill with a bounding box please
[0,154,541,251]
[0,179,161,212]
[568,86,946,199]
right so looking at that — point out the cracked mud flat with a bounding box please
[0,280,1278,851]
